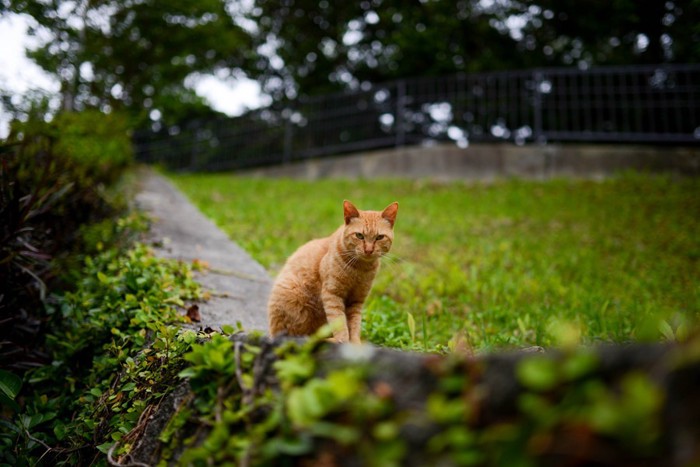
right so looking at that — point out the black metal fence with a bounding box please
[133,64,700,171]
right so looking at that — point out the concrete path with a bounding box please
[134,169,270,332]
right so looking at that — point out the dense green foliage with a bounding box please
[0,110,133,371]
[249,0,700,99]
[0,110,203,464]
[5,0,253,126]
[170,173,700,351]
[144,328,694,466]
[248,0,523,99]
[7,0,698,123]
[0,220,202,464]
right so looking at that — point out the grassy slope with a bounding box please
[169,173,700,351]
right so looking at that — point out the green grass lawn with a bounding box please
[169,172,700,352]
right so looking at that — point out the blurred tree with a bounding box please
[247,0,529,100]
[246,0,699,99]
[8,0,698,125]
[513,0,700,67]
[8,0,254,126]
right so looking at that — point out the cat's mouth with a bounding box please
[358,250,380,260]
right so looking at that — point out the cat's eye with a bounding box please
[355,233,364,240]
[376,234,385,240]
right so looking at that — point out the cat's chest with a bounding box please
[320,259,376,296]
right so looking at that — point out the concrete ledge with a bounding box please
[135,169,271,332]
[242,143,700,180]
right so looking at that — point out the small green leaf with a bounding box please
[24,413,47,429]
[562,352,599,381]
[407,312,416,342]
[178,329,198,344]
[621,372,662,415]
[266,436,313,456]
[427,393,466,423]
[54,423,67,440]
[373,421,399,441]
[287,380,335,427]
[0,370,22,401]
[96,442,114,454]
[97,271,109,284]
[274,355,315,386]
[658,320,675,341]
[311,421,360,445]
[177,368,197,379]
[517,356,559,392]
[517,317,528,336]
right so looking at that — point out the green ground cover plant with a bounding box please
[131,324,698,466]
[0,214,204,465]
[1,110,133,371]
[0,110,202,464]
[170,173,700,351]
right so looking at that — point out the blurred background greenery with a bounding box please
[2,0,698,129]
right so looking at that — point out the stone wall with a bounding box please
[124,335,700,466]
[242,143,700,180]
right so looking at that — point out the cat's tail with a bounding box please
[267,294,288,337]
[268,313,284,337]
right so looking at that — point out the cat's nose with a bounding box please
[364,246,374,255]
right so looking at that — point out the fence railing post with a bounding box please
[190,122,201,171]
[395,79,406,147]
[532,69,544,143]
[131,64,700,169]
[283,112,293,164]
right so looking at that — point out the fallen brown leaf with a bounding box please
[186,304,201,322]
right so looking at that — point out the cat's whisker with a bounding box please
[339,255,357,273]
[346,255,361,272]
[339,250,366,273]
[381,252,404,263]
[380,255,401,266]
[378,253,409,274]
[380,261,402,273]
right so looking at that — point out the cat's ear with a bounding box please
[343,200,360,225]
[381,202,399,227]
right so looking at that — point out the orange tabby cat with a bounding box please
[267,200,398,343]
